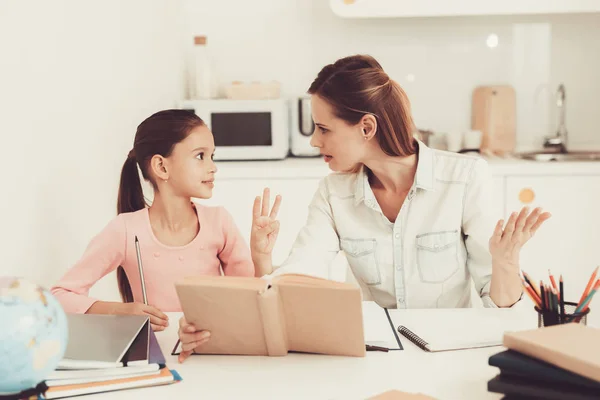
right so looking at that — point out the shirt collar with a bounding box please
[414,140,435,191]
[353,140,435,206]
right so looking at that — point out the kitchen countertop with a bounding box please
[214,154,600,179]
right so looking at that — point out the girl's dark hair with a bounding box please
[116,109,205,303]
[308,54,417,157]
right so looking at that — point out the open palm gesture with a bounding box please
[250,188,282,257]
[489,206,551,268]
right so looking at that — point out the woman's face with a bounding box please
[309,95,368,172]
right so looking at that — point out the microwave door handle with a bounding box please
[298,99,314,137]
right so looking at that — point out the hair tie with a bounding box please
[127,149,136,160]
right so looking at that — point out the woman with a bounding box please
[176,55,550,362]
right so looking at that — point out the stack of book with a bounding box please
[40,314,181,399]
[487,323,600,399]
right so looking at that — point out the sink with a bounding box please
[517,151,600,162]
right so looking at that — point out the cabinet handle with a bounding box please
[518,188,535,204]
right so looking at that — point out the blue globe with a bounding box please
[0,277,68,395]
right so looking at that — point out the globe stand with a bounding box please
[0,382,48,400]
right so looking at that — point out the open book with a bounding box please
[174,274,366,357]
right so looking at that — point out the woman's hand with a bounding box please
[250,188,282,258]
[489,206,551,270]
[177,317,211,363]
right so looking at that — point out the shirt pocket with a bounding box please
[416,230,459,284]
[340,238,381,286]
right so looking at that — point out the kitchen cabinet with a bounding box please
[330,0,600,18]
[491,175,505,223]
[505,175,600,301]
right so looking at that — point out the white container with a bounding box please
[446,131,464,152]
[192,36,215,99]
[463,129,483,150]
[224,81,281,100]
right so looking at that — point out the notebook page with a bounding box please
[389,308,535,352]
[362,301,401,350]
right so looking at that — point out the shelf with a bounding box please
[330,0,600,18]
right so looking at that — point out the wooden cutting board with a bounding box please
[471,85,516,155]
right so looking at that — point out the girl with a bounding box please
[51,110,281,332]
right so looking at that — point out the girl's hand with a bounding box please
[177,317,210,363]
[489,206,551,269]
[89,301,169,332]
[250,188,282,257]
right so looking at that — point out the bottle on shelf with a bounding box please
[190,35,216,99]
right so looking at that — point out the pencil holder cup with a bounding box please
[536,301,589,328]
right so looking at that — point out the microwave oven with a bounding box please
[179,99,289,161]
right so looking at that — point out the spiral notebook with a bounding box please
[392,308,534,352]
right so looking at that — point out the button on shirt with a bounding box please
[273,143,518,309]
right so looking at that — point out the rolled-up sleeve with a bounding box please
[462,158,522,308]
[271,178,341,280]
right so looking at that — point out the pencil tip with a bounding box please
[135,235,139,242]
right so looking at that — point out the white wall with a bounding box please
[1,0,599,300]
[182,0,600,150]
[0,0,185,298]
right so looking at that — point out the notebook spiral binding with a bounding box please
[398,326,429,351]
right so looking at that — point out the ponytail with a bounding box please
[117,155,146,214]
[116,154,146,303]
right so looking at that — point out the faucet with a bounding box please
[543,84,568,153]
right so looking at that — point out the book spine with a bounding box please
[257,287,289,356]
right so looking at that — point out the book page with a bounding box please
[275,273,350,289]
[178,275,267,290]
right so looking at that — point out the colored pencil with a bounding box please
[524,272,541,298]
[540,283,546,310]
[578,266,599,308]
[549,270,559,300]
[578,279,600,313]
[520,276,541,306]
[559,275,565,320]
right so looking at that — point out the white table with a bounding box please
[93,307,598,400]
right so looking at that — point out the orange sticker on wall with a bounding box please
[519,188,535,204]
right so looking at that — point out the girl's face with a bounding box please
[164,125,218,199]
[309,95,368,172]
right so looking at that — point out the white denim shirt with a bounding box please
[274,143,516,309]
